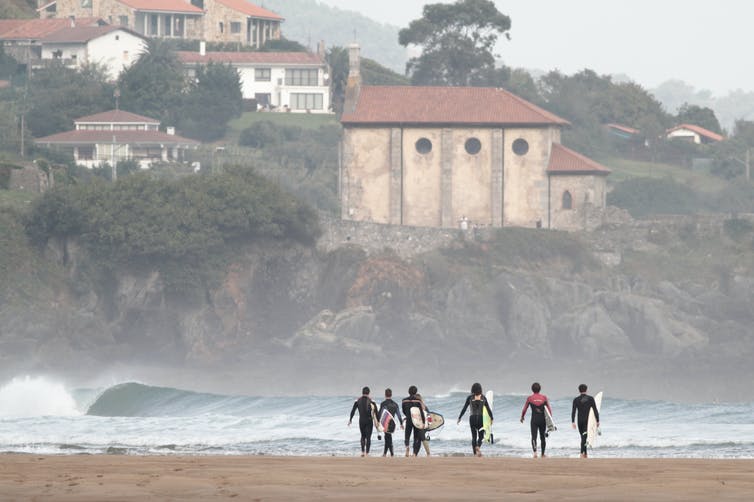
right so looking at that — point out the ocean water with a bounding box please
[0,376,752,458]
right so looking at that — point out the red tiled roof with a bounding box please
[214,0,284,21]
[35,130,198,146]
[605,123,640,135]
[116,0,203,14]
[0,18,104,40]
[177,50,322,65]
[75,110,160,124]
[341,86,569,126]
[666,124,724,142]
[41,25,145,43]
[547,143,610,175]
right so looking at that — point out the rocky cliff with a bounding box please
[2,215,753,401]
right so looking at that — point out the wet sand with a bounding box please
[1,455,753,501]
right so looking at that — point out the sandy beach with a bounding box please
[0,455,752,501]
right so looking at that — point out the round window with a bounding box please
[415,137,432,154]
[512,138,529,156]
[465,137,481,155]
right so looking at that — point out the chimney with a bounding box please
[316,40,325,59]
[166,126,175,135]
[343,43,361,114]
[199,40,206,56]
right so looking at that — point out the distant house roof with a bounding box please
[0,18,105,40]
[214,0,284,21]
[116,0,204,14]
[547,143,610,175]
[35,130,198,146]
[40,25,145,44]
[75,110,160,124]
[605,123,641,135]
[176,50,323,65]
[666,123,724,142]
[341,86,569,126]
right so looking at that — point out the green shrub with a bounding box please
[607,177,702,218]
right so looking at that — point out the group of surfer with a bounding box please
[349,383,600,458]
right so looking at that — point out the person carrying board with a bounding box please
[457,382,493,457]
[571,384,600,458]
[378,388,404,457]
[520,382,553,458]
[348,386,378,457]
[401,385,426,457]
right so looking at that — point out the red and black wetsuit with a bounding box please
[571,393,599,455]
[350,395,377,454]
[458,394,493,454]
[521,393,552,455]
[401,394,426,455]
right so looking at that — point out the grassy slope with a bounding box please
[224,112,338,144]
[604,157,728,193]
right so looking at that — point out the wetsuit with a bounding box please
[401,394,426,455]
[521,393,552,456]
[458,394,493,454]
[350,395,377,454]
[571,393,599,455]
[378,398,403,456]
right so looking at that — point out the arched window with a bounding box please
[562,190,573,209]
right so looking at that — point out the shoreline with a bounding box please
[1,455,753,501]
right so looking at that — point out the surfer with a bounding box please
[378,388,404,457]
[415,393,431,456]
[571,384,600,458]
[348,386,378,457]
[520,382,552,458]
[457,383,493,457]
[401,385,426,457]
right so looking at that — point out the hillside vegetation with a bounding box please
[0,0,35,18]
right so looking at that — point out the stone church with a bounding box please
[339,45,610,231]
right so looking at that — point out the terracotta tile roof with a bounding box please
[35,129,199,146]
[341,86,569,126]
[214,0,284,21]
[666,124,724,142]
[0,18,104,40]
[41,25,145,43]
[547,143,610,175]
[75,110,160,124]
[177,50,323,65]
[116,0,204,14]
[605,123,640,135]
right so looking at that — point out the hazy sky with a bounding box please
[316,0,750,96]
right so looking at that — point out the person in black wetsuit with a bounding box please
[348,386,378,457]
[401,385,426,457]
[377,388,404,457]
[457,382,493,457]
[571,383,600,458]
[520,382,553,458]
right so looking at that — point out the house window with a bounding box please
[231,22,242,34]
[119,16,128,27]
[78,146,94,160]
[562,190,573,210]
[465,137,481,155]
[285,68,318,86]
[254,68,271,81]
[415,138,432,154]
[219,22,224,34]
[81,0,92,7]
[164,15,173,36]
[149,14,159,36]
[290,93,323,110]
[512,138,529,156]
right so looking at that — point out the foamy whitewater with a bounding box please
[1,376,752,458]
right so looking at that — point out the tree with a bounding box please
[676,103,723,134]
[178,62,242,142]
[25,62,114,138]
[398,0,511,86]
[118,39,186,127]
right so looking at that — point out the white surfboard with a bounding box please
[544,405,557,433]
[483,390,494,443]
[585,391,603,448]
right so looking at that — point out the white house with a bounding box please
[177,47,332,113]
[35,110,199,170]
[666,124,724,145]
[39,25,147,80]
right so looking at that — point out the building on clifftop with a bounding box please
[339,45,610,232]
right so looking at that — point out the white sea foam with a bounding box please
[0,376,80,417]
